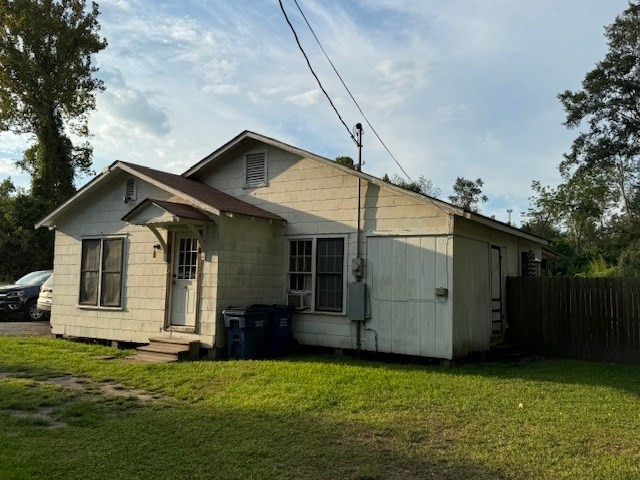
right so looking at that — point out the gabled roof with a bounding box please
[120,162,282,220]
[36,160,283,229]
[183,130,548,245]
[183,130,344,179]
[122,199,212,223]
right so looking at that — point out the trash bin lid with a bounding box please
[223,305,271,316]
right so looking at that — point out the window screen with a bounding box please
[79,238,124,307]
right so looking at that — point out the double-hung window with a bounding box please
[79,237,124,308]
[288,237,345,312]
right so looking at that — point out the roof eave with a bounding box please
[35,164,116,229]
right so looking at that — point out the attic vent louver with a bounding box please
[245,152,267,187]
[124,178,137,202]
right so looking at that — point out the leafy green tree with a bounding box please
[618,240,640,278]
[448,177,487,212]
[335,156,355,169]
[558,1,640,222]
[524,170,613,275]
[381,173,441,197]
[574,257,618,278]
[526,2,640,276]
[0,0,107,205]
[0,179,53,280]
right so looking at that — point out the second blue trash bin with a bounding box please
[267,305,294,357]
[223,306,270,360]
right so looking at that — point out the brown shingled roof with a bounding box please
[121,199,212,222]
[120,162,283,221]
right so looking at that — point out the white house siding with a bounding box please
[450,218,545,357]
[195,224,219,347]
[451,236,492,357]
[51,172,180,343]
[198,146,454,352]
[366,235,454,359]
[214,214,284,348]
[454,217,543,276]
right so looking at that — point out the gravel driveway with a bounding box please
[0,320,51,337]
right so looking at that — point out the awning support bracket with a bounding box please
[147,225,169,262]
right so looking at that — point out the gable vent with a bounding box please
[124,178,137,202]
[245,152,267,187]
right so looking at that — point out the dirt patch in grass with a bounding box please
[1,371,161,428]
[8,406,67,429]
[46,375,160,402]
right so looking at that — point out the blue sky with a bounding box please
[0,0,631,224]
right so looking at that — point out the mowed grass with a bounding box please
[0,337,638,480]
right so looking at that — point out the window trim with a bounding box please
[286,235,347,314]
[78,236,125,310]
[244,150,268,188]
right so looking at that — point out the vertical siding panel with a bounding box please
[391,238,407,354]
[365,236,379,352]
[404,236,422,356]
[376,237,394,353]
[420,236,437,357]
[435,236,452,359]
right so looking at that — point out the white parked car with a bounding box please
[36,274,53,319]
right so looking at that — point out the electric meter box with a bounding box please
[347,282,367,321]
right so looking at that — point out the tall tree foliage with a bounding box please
[558,1,640,222]
[526,2,640,276]
[334,156,355,169]
[0,179,53,280]
[0,0,107,205]
[382,173,442,198]
[448,177,488,212]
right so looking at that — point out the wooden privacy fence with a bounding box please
[506,277,640,365]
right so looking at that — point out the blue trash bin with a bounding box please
[266,305,294,357]
[223,306,270,360]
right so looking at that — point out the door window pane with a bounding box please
[177,237,198,280]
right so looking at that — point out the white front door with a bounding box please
[170,233,198,327]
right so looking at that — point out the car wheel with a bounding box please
[24,299,44,321]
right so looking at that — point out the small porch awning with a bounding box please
[122,198,215,258]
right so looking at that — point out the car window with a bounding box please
[41,275,54,288]
[16,271,52,286]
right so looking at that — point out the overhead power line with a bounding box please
[290,0,412,181]
[278,0,357,145]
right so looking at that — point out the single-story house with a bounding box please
[36,130,547,360]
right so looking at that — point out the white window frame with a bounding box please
[244,151,267,188]
[286,235,347,314]
[78,236,125,309]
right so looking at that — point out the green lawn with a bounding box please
[0,337,638,480]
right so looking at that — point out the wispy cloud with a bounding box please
[94,69,171,138]
[0,0,629,223]
[285,89,321,107]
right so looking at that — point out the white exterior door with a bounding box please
[170,233,198,327]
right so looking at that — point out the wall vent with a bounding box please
[124,177,137,202]
[245,152,266,187]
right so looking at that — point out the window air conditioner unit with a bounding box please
[287,292,310,310]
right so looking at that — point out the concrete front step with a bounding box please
[128,351,180,363]
[148,336,199,346]
[132,336,201,363]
